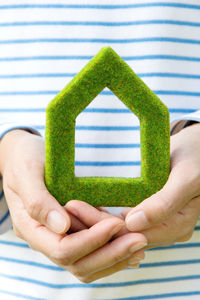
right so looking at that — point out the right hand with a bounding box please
[0,129,147,283]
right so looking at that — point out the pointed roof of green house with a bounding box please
[45,47,170,207]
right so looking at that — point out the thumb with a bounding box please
[17,175,71,234]
[125,168,193,232]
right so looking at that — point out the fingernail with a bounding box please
[126,211,147,231]
[110,222,124,236]
[47,210,67,233]
[129,242,147,253]
[128,255,144,265]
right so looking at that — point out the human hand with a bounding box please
[0,129,71,234]
[123,123,200,248]
[0,129,147,282]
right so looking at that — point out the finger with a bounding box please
[7,192,125,265]
[7,188,142,283]
[121,207,132,218]
[96,207,124,220]
[10,165,71,234]
[65,200,114,227]
[55,218,124,265]
[77,250,145,283]
[67,212,88,234]
[125,167,195,232]
[35,220,124,265]
[67,201,130,238]
[140,196,200,248]
[4,133,71,234]
[72,232,147,277]
[96,207,109,213]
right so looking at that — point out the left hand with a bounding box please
[122,123,200,248]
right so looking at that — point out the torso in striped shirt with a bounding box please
[0,1,200,299]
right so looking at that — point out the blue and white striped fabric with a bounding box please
[0,1,200,299]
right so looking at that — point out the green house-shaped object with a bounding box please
[45,47,170,207]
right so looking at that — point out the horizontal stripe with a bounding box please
[0,240,29,248]
[124,55,200,62]
[0,108,45,112]
[75,143,140,148]
[139,73,200,79]
[84,108,196,113]
[0,90,200,98]
[1,37,200,45]
[0,289,44,300]
[0,210,9,225]
[75,126,140,131]
[0,3,200,10]
[0,91,57,96]
[35,125,141,131]
[0,56,93,61]
[0,272,200,288]
[0,256,63,271]
[0,73,76,79]
[139,259,200,268]
[155,90,200,96]
[0,241,199,251]
[1,20,200,27]
[1,54,200,62]
[1,72,200,79]
[149,243,200,251]
[108,291,200,300]
[1,255,200,272]
[0,107,196,114]
[75,161,141,166]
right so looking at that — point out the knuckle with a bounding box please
[50,248,71,266]
[71,263,94,280]
[71,261,90,278]
[145,192,172,225]
[72,268,85,278]
[112,252,125,264]
[27,195,44,221]
[146,204,167,225]
[89,227,109,248]
[77,276,92,284]
[158,195,174,218]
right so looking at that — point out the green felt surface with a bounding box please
[45,46,170,207]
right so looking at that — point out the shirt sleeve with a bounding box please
[0,122,41,140]
[0,122,42,234]
[170,110,200,135]
[171,109,200,124]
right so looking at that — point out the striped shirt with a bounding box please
[0,1,200,299]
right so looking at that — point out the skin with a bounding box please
[0,129,146,283]
[0,122,200,283]
[123,122,200,246]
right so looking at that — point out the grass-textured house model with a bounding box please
[45,47,170,207]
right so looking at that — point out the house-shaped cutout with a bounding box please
[45,47,170,207]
